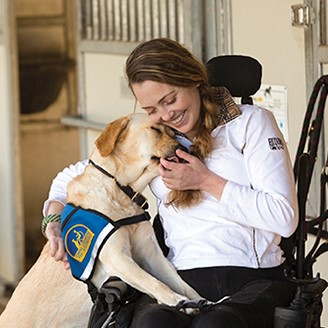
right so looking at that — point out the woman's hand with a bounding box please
[159,149,227,200]
[45,221,70,270]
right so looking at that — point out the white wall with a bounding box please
[231,0,306,160]
[231,0,327,324]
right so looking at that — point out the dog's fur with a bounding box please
[0,113,201,327]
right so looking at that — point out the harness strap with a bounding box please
[114,212,151,228]
[89,159,148,210]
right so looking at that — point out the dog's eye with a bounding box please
[151,155,160,162]
[151,127,162,134]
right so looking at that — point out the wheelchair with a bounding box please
[87,56,328,328]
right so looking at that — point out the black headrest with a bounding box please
[206,55,262,98]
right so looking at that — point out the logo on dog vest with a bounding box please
[65,224,94,263]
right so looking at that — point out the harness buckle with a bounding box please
[131,192,140,201]
[140,199,148,210]
[131,192,148,209]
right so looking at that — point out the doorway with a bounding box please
[15,0,80,269]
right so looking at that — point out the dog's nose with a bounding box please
[164,144,189,163]
[175,144,189,153]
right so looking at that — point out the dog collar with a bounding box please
[88,159,148,210]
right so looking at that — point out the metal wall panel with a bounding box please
[204,0,232,61]
[80,0,187,42]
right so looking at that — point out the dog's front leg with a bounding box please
[132,222,201,301]
[96,229,190,306]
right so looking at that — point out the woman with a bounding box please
[43,38,298,327]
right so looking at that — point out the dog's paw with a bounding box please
[176,296,231,315]
[203,295,230,307]
[175,299,204,315]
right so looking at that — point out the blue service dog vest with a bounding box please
[61,203,151,282]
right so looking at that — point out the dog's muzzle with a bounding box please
[165,144,190,163]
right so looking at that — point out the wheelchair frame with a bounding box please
[207,56,328,328]
[276,75,328,328]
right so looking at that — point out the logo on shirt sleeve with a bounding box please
[268,137,284,150]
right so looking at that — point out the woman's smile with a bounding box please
[171,110,186,126]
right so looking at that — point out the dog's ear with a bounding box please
[95,116,130,157]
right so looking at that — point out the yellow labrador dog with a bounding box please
[0,113,201,327]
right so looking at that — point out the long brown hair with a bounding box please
[125,38,221,207]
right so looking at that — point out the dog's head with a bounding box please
[93,113,203,208]
[93,113,179,191]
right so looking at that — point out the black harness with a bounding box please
[89,159,148,210]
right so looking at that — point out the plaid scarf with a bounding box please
[211,86,241,126]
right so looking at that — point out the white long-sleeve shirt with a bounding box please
[43,104,298,271]
[151,105,298,270]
